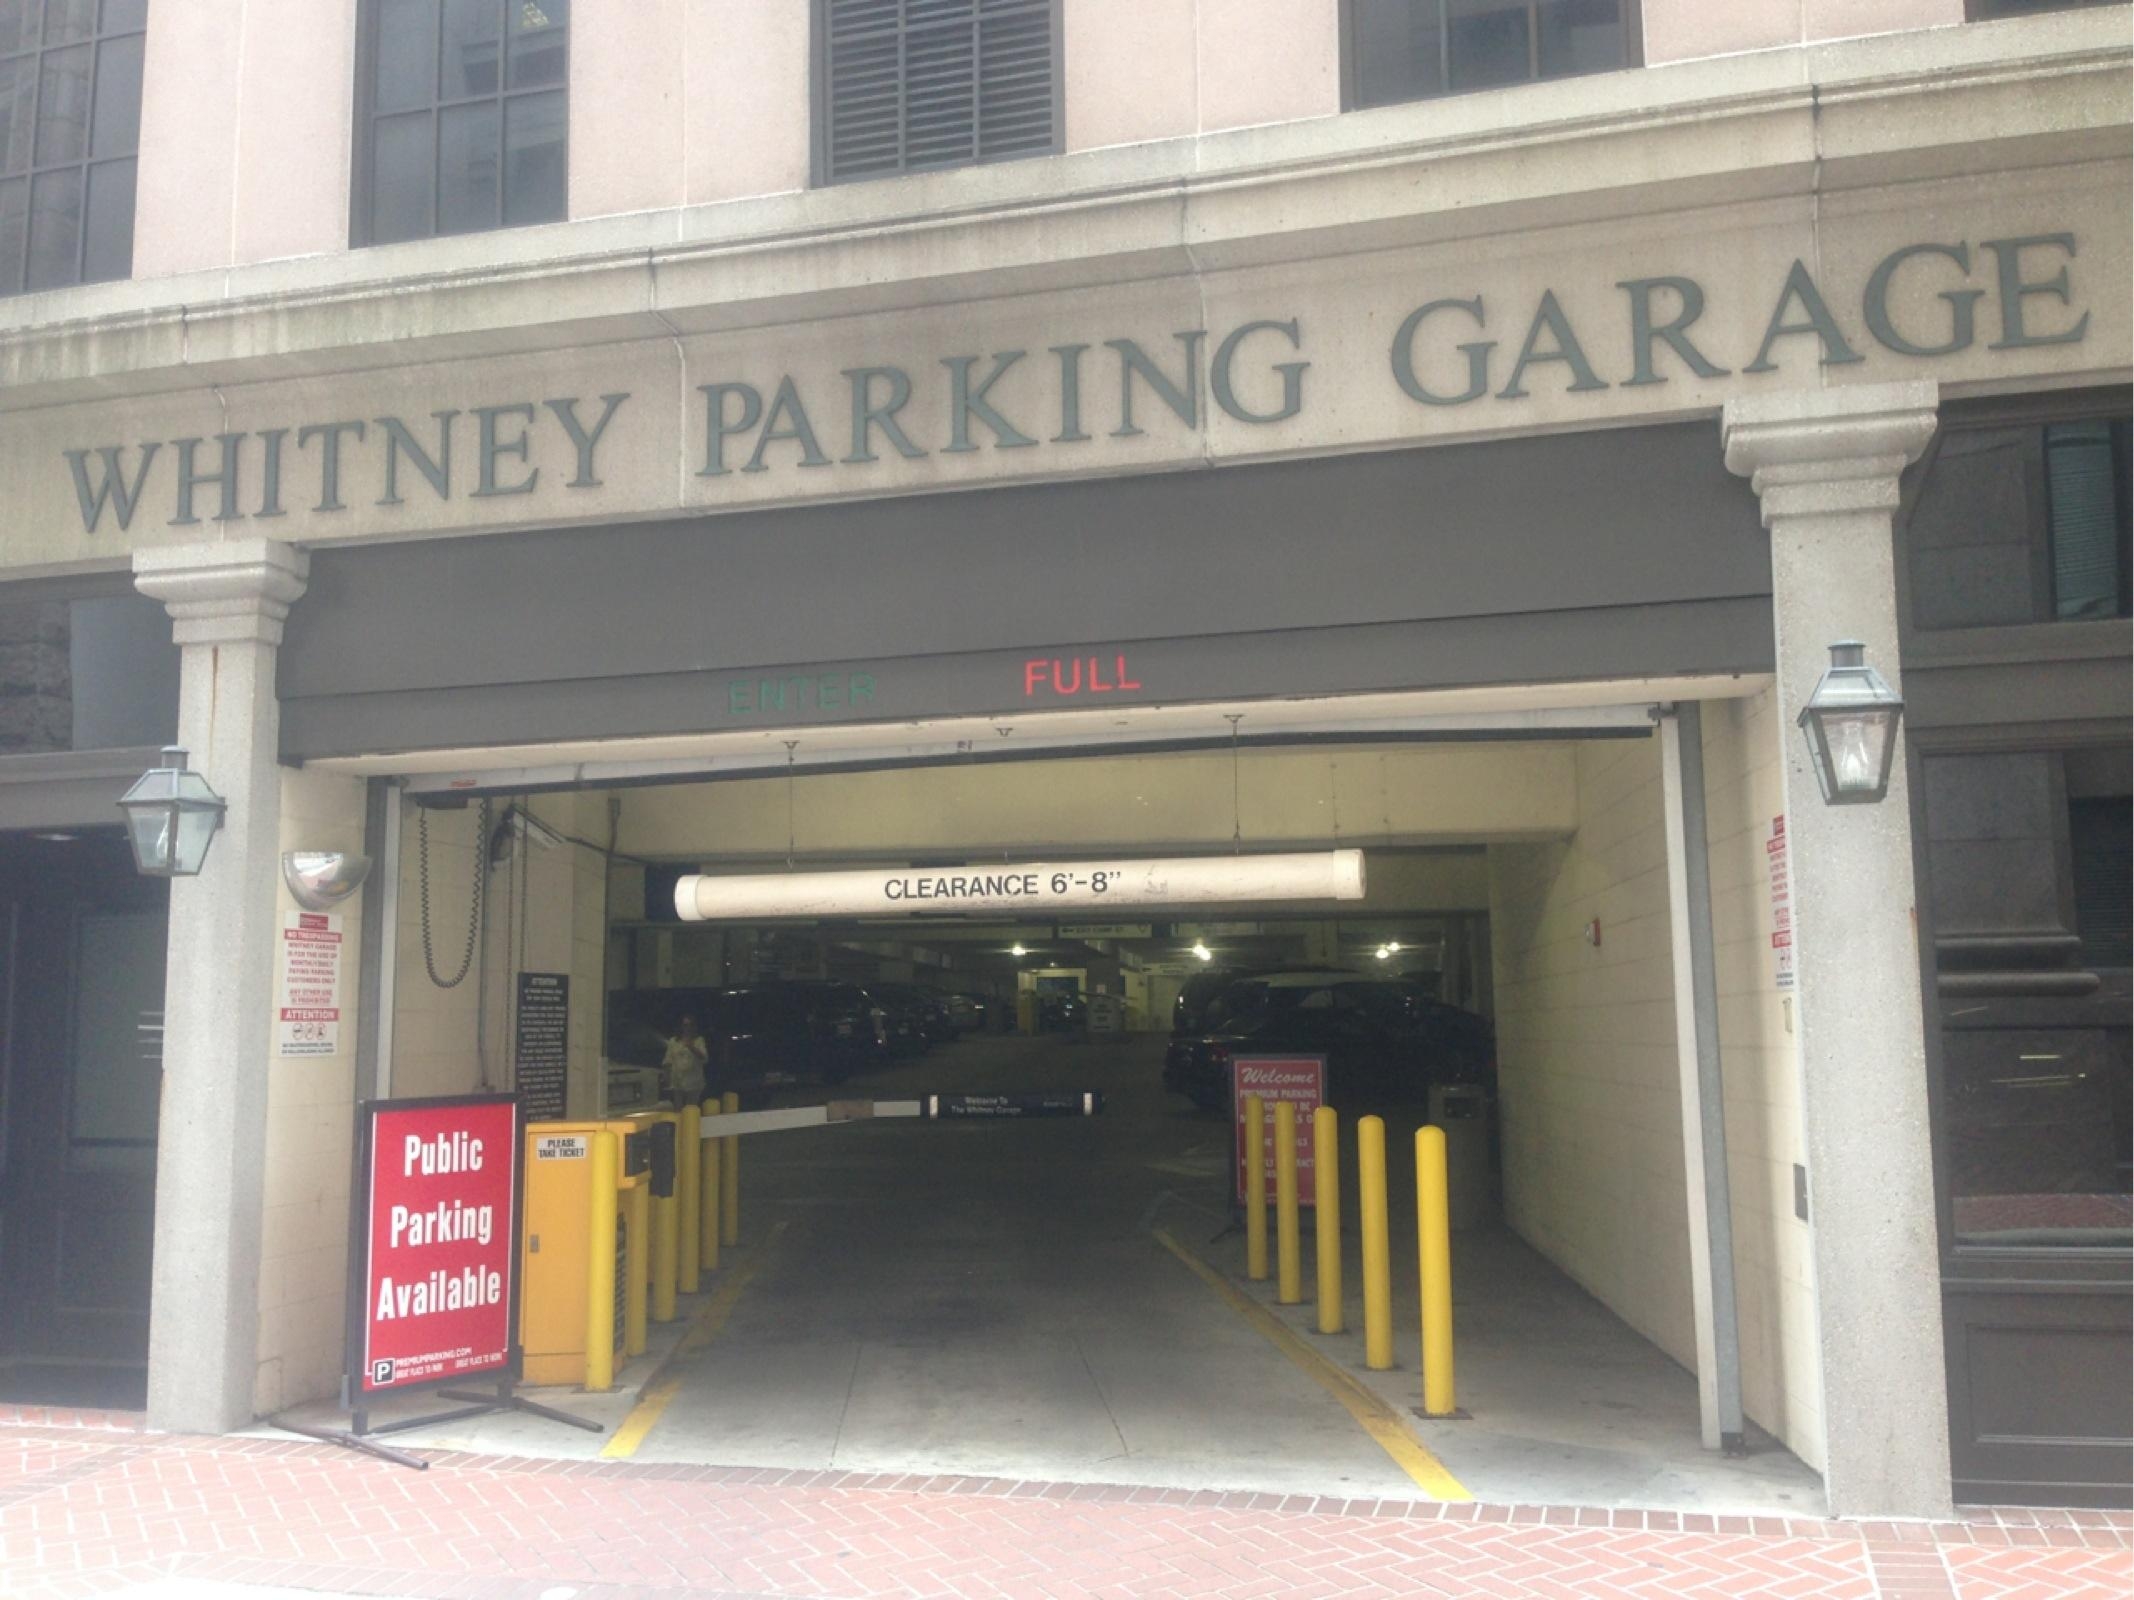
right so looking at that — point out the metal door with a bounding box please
[0,830,166,1404]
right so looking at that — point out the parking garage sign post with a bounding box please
[274,1095,598,1467]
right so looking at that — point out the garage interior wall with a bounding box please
[254,765,367,1418]
[1488,689,1820,1468]
[389,792,610,1117]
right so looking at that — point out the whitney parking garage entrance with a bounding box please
[250,423,1840,1507]
[271,691,1827,1512]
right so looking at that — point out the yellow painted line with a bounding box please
[601,1220,787,1460]
[1152,1227,1472,1503]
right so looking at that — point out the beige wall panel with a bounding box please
[133,3,245,279]
[1064,0,1199,151]
[571,0,687,218]
[231,0,356,268]
[1490,694,1825,1468]
[254,764,366,1417]
[6,162,2124,574]
[1194,0,1341,132]
[615,744,1578,861]
[1804,0,1964,46]
[684,1,811,204]
[1644,0,1963,65]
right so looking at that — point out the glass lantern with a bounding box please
[117,747,228,876]
[1796,642,1904,805]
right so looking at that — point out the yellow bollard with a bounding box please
[622,1176,648,1358]
[719,1090,740,1249]
[1314,1106,1343,1335]
[1274,1100,1302,1305]
[1358,1114,1393,1371]
[585,1130,619,1392]
[1243,1094,1268,1281]
[677,1104,702,1294]
[651,1120,679,1325]
[1416,1125,1456,1416]
[700,1101,721,1274]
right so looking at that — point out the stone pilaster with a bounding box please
[133,539,310,1434]
[1722,382,1949,1520]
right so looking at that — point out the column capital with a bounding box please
[1722,381,1939,525]
[134,539,311,647]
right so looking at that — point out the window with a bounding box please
[815,0,1060,185]
[1905,411,2132,631]
[353,0,568,247]
[0,0,145,297]
[0,588,175,756]
[1344,0,1637,110]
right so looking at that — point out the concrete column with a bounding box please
[133,539,310,1435]
[1722,382,1948,1520]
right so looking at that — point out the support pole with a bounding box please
[1243,1094,1268,1281]
[585,1131,619,1392]
[622,1178,648,1358]
[1358,1115,1393,1370]
[677,1103,702,1294]
[1660,702,1746,1453]
[1274,1100,1302,1304]
[700,1101,721,1274]
[1416,1126,1455,1417]
[1314,1106,1343,1334]
[719,1090,740,1249]
[651,1151,678,1325]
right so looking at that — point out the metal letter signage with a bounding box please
[673,848,1366,920]
[352,1094,521,1397]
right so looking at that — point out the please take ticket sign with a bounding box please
[352,1095,521,1396]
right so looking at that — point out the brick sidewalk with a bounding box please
[1,1410,2126,1600]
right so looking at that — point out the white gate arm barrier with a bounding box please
[701,1091,1105,1142]
[673,850,1365,921]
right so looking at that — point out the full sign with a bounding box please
[353,1095,521,1396]
[1232,1056,1328,1208]
[674,849,1364,920]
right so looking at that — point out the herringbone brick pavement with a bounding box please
[0,1412,2124,1600]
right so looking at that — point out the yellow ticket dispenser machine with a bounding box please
[520,1120,654,1386]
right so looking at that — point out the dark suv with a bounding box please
[1162,972,1494,1113]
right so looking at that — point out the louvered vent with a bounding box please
[824,0,1056,183]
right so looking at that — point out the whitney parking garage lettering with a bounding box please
[60,235,2091,533]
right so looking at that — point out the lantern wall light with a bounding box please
[1797,641,1904,806]
[118,746,226,877]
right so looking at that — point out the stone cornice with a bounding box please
[134,540,312,649]
[0,17,2125,410]
[1722,381,1940,523]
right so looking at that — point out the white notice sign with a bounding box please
[1767,816,1795,992]
[277,910,343,1057]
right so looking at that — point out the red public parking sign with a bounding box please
[1232,1056,1326,1206]
[353,1095,521,1396]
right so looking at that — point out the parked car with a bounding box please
[859,982,936,1057]
[606,980,885,1094]
[944,993,989,1031]
[1172,965,1354,1036]
[1162,971,1494,1114]
[867,982,956,1046]
[1036,989,1085,1032]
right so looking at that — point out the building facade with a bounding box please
[0,0,2126,1520]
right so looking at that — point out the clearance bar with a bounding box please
[674,848,1365,921]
